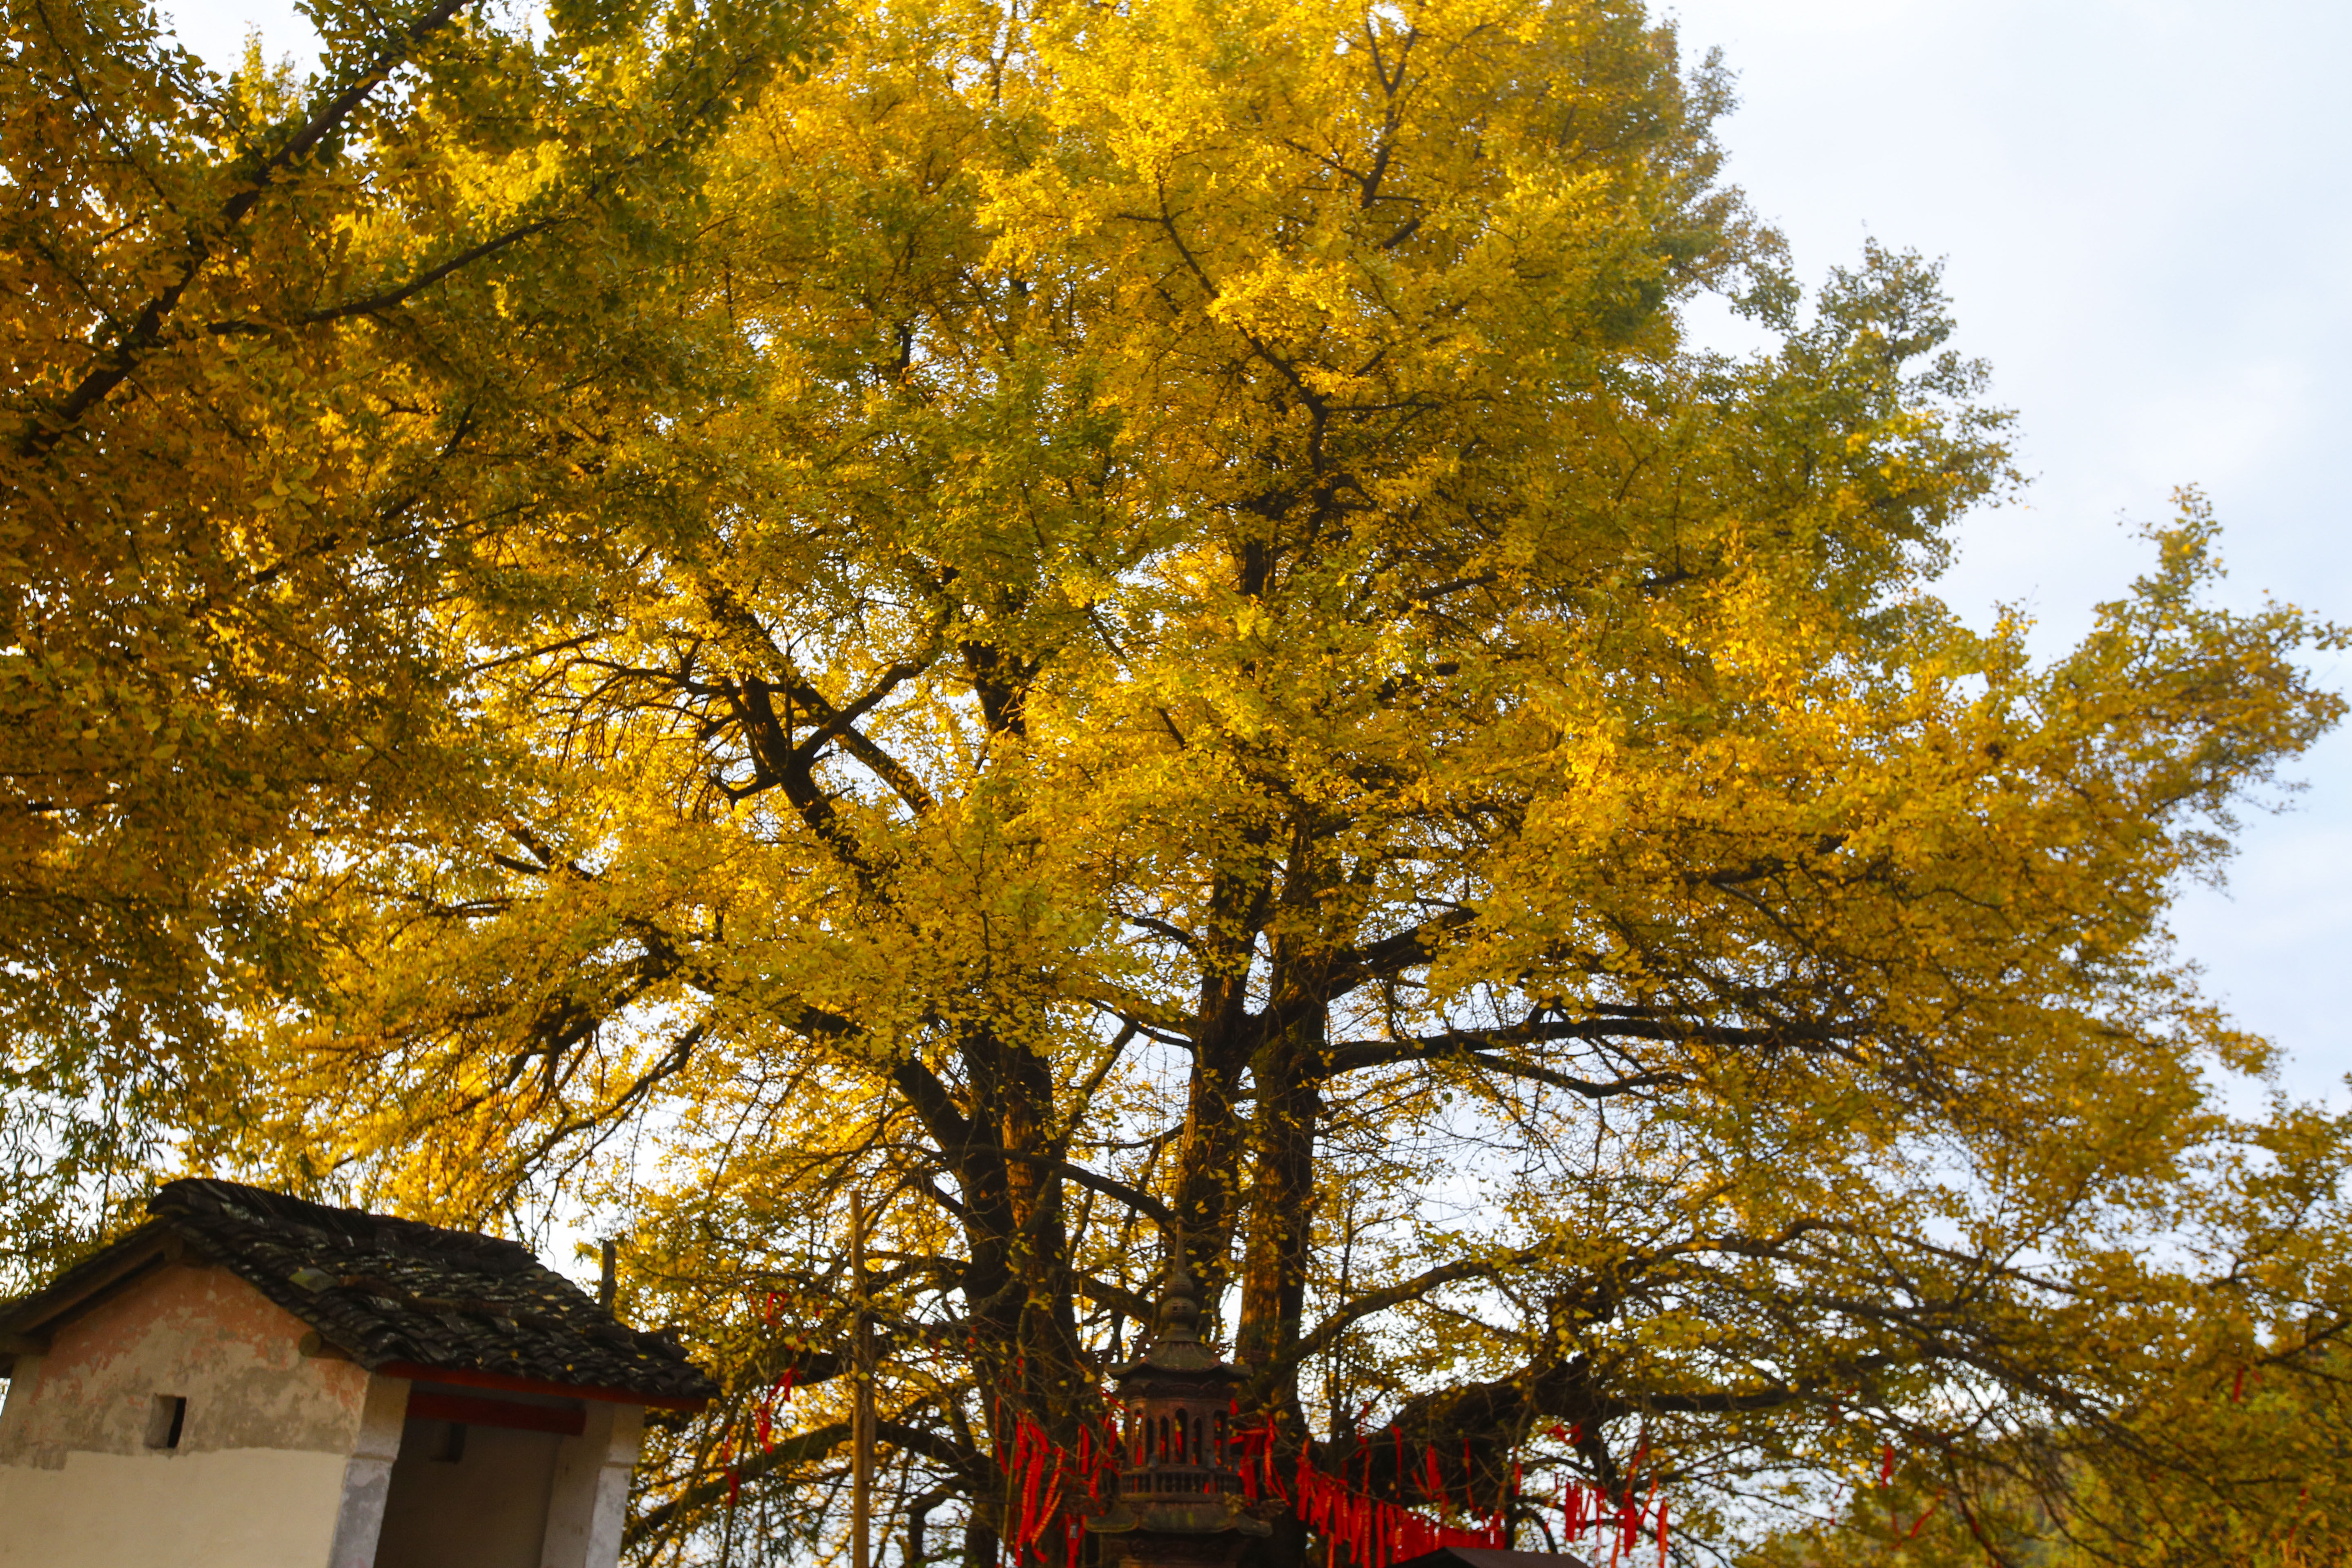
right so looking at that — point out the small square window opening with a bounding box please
[434,1420,468,1463]
[145,1394,187,1450]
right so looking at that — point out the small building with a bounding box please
[1395,1550,1597,1568]
[0,1178,714,1568]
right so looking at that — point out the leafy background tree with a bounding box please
[1747,1099,2352,1568]
[5,0,2348,1566]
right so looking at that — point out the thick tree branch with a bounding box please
[998,1152,1176,1232]
[625,1420,850,1546]
[303,211,564,324]
[1267,1243,1553,1384]
[1326,1025,1690,1096]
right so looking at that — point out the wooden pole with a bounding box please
[852,1192,875,1568]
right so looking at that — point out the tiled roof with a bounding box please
[1,1179,713,1406]
[1395,1550,1597,1568]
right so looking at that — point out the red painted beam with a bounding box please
[407,1388,586,1437]
[378,1359,710,1411]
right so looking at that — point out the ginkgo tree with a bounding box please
[44,0,2348,1561]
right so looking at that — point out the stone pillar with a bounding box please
[326,1373,410,1568]
[541,1400,645,1568]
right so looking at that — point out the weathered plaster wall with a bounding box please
[373,1417,563,1568]
[0,1262,380,1567]
[0,1260,373,1461]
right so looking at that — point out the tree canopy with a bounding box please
[0,0,817,1272]
[7,0,2349,1565]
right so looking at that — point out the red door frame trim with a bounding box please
[378,1360,709,1411]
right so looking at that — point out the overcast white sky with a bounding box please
[161,0,2352,1105]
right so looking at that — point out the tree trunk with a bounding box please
[1234,1004,1323,1393]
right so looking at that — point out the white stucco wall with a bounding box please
[0,1441,357,1565]
[0,1260,390,1568]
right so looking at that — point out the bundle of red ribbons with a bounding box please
[1241,1419,1669,1568]
[998,1405,1120,1568]
[992,1404,1669,1568]
[730,1306,1670,1566]
[1554,1472,1668,1568]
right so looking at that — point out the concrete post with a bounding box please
[542,1401,644,1568]
[326,1374,410,1568]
